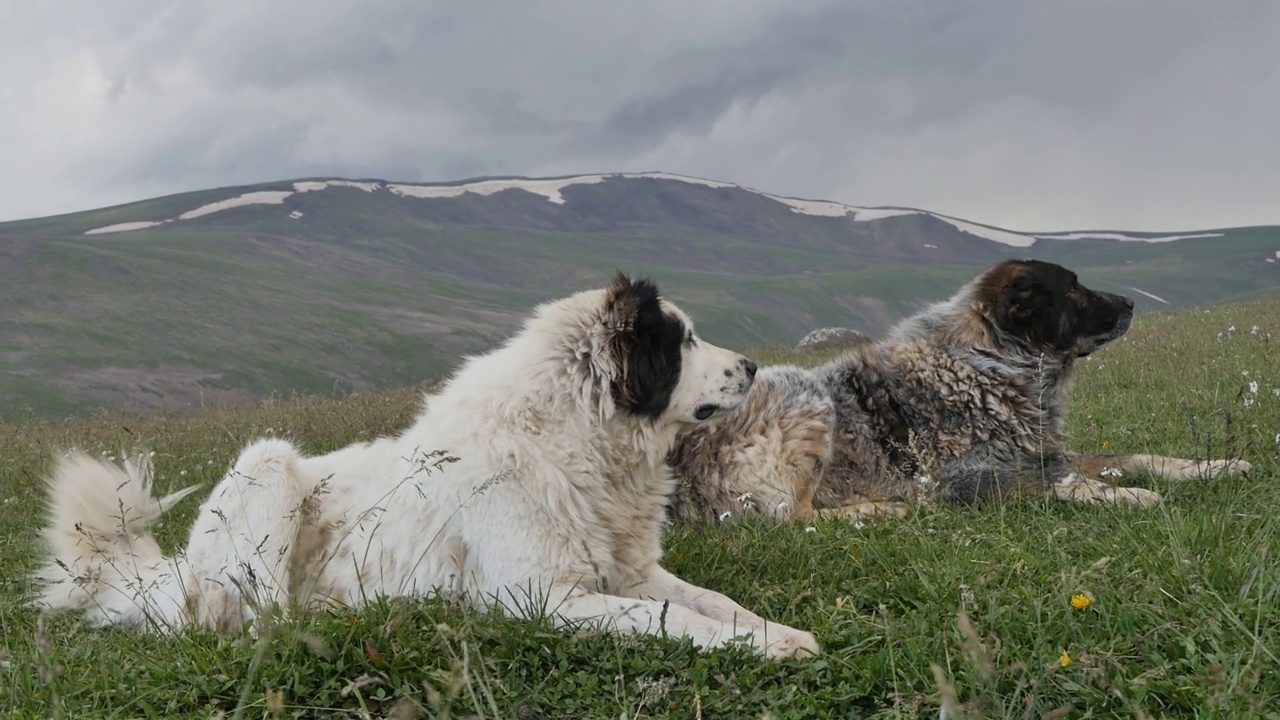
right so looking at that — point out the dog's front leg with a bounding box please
[816,497,911,522]
[1051,472,1161,508]
[625,565,764,626]
[545,583,816,660]
[1071,453,1252,484]
[622,566,820,658]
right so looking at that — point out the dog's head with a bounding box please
[598,272,756,425]
[972,259,1134,358]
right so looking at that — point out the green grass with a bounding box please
[2,300,1279,718]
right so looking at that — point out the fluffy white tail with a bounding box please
[33,451,201,631]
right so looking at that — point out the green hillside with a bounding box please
[1,173,1277,420]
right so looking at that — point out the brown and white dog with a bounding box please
[668,259,1251,524]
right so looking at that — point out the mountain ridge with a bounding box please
[2,171,1277,421]
[58,170,1248,248]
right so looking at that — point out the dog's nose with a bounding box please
[1123,296,1135,310]
[742,359,757,378]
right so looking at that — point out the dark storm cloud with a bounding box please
[1,0,1277,230]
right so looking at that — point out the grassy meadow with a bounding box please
[1,299,1278,718]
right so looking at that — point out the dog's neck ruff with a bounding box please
[419,303,681,488]
[884,294,1075,417]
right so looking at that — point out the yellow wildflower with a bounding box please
[1058,650,1071,668]
[1071,593,1092,611]
[1101,439,1111,450]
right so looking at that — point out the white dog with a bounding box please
[34,273,819,660]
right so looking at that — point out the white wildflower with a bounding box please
[1249,381,1259,394]
[1101,467,1123,479]
[1244,397,1255,409]
[718,511,731,522]
[180,470,188,476]
[852,521,866,530]
[1251,325,1260,335]
[804,526,817,534]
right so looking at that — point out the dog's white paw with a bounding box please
[1196,458,1252,479]
[1107,486,1162,509]
[757,626,821,660]
[1056,475,1162,509]
[1159,457,1252,481]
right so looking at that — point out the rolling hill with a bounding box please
[2,171,1278,420]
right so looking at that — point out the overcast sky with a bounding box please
[3,1,1277,230]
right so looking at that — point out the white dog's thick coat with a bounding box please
[34,276,818,660]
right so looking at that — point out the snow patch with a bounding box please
[389,175,609,204]
[289,210,304,219]
[852,207,919,221]
[617,172,913,221]
[293,180,380,193]
[84,220,165,235]
[1129,287,1171,305]
[1135,232,1225,243]
[932,215,1037,248]
[179,191,294,220]
[923,243,939,249]
[617,172,736,189]
[1039,232,1138,241]
[330,180,381,192]
[1036,231,1225,243]
[387,171,917,222]
[621,172,904,220]
[769,198,854,217]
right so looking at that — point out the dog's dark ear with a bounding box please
[603,272,683,419]
[602,271,651,333]
[1004,268,1045,321]
[989,261,1079,350]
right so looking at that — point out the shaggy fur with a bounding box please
[668,259,1252,524]
[34,273,818,660]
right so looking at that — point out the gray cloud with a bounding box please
[1,0,1277,230]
